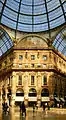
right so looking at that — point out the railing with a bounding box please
[0,63,65,75]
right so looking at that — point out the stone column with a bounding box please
[24,72,28,106]
[5,87,8,103]
[0,86,2,119]
[37,73,41,107]
[5,79,8,102]
[11,72,16,107]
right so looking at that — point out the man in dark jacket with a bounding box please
[2,101,9,114]
[20,101,26,117]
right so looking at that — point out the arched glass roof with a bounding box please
[0,27,13,57]
[53,28,66,56]
[0,0,66,32]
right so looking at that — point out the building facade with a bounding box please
[0,34,66,107]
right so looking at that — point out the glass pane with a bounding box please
[34,23,48,32]
[58,44,64,52]
[19,14,32,24]
[1,15,16,29]
[5,41,11,49]
[50,16,65,29]
[0,50,2,56]
[34,4,46,14]
[34,0,44,5]
[1,44,7,53]
[48,7,63,21]
[34,14,47,24]
[0,0,4,3]
[63,2,66,12]
[17,23,32,32]
[6,0,19,12]
[0,40,4,47]
[0,2,3,13]
[3,7,18,21]
[20,4,32,14]
[22,0,32,5]
[47,0,60,12]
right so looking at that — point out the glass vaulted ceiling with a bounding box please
[53,28,66,56]
[0,0,66,32]
[0,27,13,57]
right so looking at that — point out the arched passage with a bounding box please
[16,88,24,96]
[15,88,24,106]
[28,88,37,106]
[41,88,49,97]
[29,88,37,97]
[41,88,50,106]
[7,88,12,106]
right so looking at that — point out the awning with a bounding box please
[41,97,50,102]
[15,97,24,101]
[54,97,60,102]
[60,98,65,102]
[28,97,37,101]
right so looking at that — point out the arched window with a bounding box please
[16,88,24,96]
[29,88,37,97]
[41,88,49,97]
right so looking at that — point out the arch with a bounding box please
[18,34,48,44]
[41,88,49,97]
[52,27,66,56]
[0,26,13,57]
[16,88,24,96]
[52,26,66,41]
[29,88,37,97]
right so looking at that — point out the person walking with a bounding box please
[43,103,45,112]
[2,100,9,114]
[33,104,35,115]
[20,101,26,117]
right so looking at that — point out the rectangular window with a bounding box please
[54,56,56,63]
[8,76,10,85]
[25,64,28,68]
[25,52,27,59]
[31,64,34,68]
[18,64,22,68]
[19,55,23,60]
[31,55,35,60]
[43,75,47,85]
[43,64,46,68]
[42,55,47,60]
[37,64,41,67]
[31,76,34,85]
[18,75,22,85]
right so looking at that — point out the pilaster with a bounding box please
[11,72,16,107]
